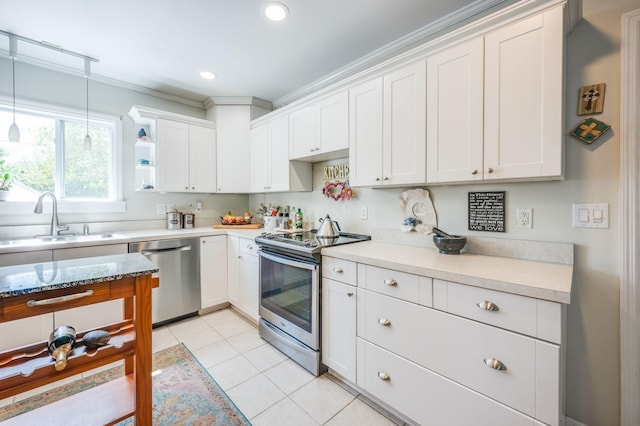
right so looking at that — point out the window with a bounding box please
[0,102,122,207]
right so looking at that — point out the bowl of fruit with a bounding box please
[221,211,253,225]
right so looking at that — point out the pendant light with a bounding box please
[8,36,20,142]
[83,58,91,151]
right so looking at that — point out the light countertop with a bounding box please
[322,241,573,304]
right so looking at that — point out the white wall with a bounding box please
[0,59,250,230]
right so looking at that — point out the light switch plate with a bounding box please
[572,203,609,228]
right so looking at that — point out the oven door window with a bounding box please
[260,253,315,333]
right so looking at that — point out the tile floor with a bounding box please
[1,308,405,426]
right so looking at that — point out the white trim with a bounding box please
[128,105,214,128]
[620,8,640,426]
[0,201,126,214]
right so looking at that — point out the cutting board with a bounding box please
[213,223,264,229]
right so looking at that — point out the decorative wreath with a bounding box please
[323,180,353,201]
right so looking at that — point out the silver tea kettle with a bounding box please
[317,214,341,238]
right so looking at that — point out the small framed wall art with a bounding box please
[577,83,606,115]
[570,117,611,144]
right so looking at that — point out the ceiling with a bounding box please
[0,0,509,107]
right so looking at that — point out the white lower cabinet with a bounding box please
[322,258,565,426]
[227,236,259,322]
[321,278,356,382]
[200,235,228,310]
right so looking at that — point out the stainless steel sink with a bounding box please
[0,233,128,248]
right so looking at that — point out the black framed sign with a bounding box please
[468,191,505,232]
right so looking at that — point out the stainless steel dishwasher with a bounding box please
[129,237,200,326]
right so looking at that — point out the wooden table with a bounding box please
[0,253,159,425]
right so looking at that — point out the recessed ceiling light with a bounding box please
[200,71,216,80]
[264,2,289,21]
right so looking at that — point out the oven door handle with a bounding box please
[259,249,318,271]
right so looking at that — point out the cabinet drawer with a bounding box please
[239,238,258,256]
[358,289,559,421]
[434,280,562,343]
[322,257,356,285]
[358,264,432,306]
[356,339,534,426]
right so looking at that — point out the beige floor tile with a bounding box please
[226,328,266,353]
[207,354,260,390]
[152,326,180,352]
[226,374,286,419]
[178,326,225,351]
[213,317,256,339]
[166,316,211,336]
[191,340,240,369]
[263,358,315,394]
[243,341,289,371]
[200,308,244,327]
[290,375,356,425]
[251,396,320,426]
[326,398,399,426]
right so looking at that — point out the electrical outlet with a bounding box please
[166,204,175,212]
[360,206,368,220]
[516,208,533,229]
[156,204,166,215]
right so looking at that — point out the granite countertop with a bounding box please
[322,241,573,304]
[0,253,159,298]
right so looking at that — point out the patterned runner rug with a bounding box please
[1,344,251,425]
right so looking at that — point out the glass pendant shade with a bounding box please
[8,56,20,142]
[83,75,91,150]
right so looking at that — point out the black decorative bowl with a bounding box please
[433,235,467,254]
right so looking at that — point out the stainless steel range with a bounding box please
[255,230,370,375]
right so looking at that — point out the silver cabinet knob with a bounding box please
[378,318,391,326]
[471,169,478,175]
[476,301,499,312]
[347,292,354,297]
[487,167,494,174]
[332,267,344,273]
[383,177,390,181]
[484,358,507,371]
[378,371,391,381]
[375,177,381,182]
[192,186,195,190]
[185,186,189,190]
[384,279,398,287]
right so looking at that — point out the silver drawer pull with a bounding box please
[27,290,94,307]
[484,358,507,371]
[347,292,354,297]
[384,279,398,287]
[378,318,391,326]
[332,267,344,273]
[378,371,391,381]
[476,301,499,312]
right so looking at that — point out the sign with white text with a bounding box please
[468,191,505,232]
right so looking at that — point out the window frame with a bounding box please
[0,96,125,214]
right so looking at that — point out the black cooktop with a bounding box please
[255,230,371,254]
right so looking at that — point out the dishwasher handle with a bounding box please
[141,244,192,256]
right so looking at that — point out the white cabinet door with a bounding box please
[216,105,252,193]
[484,7,563,180]
[382,60,427,185]
[268,115,291,192]
[157,119,190,192]
[289,105,316,159]
[0,315,53,352]
[316,91,348,154]
[427,37,484,183]
[188,125,216,193]
[349,78,383,186]
[250,123,269,192]
[227,236,240,306]
[200,236,228,309]
[53,244,128,331]
[322,279,356,382]
[238,239,259,321]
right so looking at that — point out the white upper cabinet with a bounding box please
[216,105,252,193]
[349,60,427,186]
[251,115,312,193]
[427,6,564,183]
[483,7,563,180]
[289,91,349,161]
[157,119,216,193]
[426,38,484,183]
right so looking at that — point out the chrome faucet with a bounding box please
[34,192,69,236]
